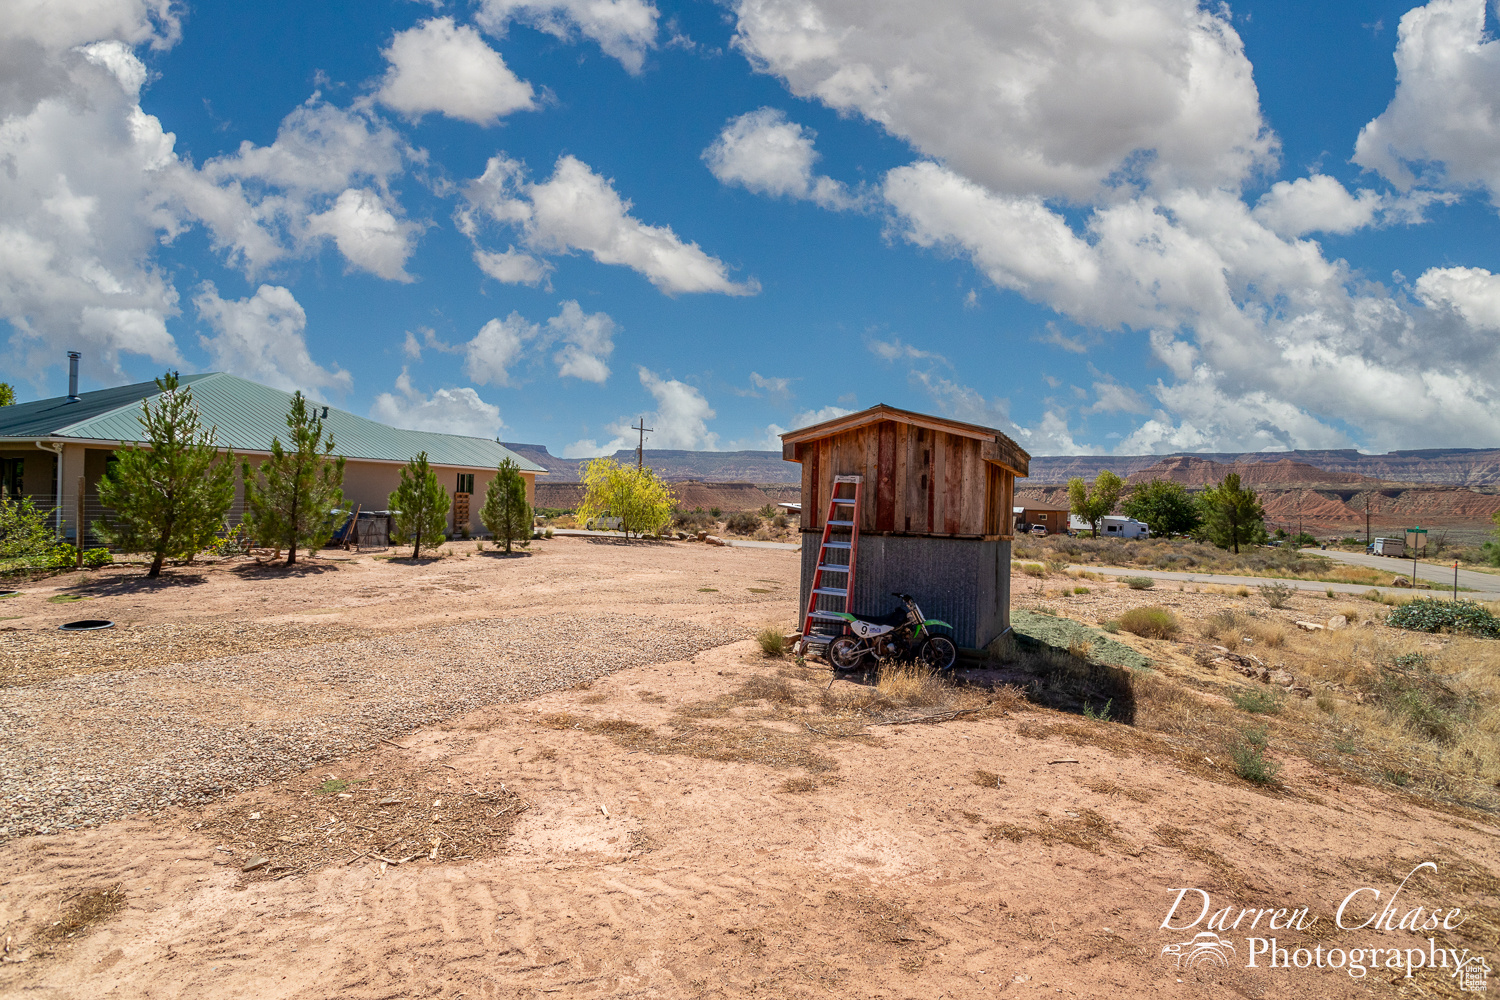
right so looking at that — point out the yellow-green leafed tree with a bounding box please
[577,458,674,540]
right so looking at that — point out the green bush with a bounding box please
[725,511,761,534]
[1230,688,1283,714]
[1386,598,1500,638]
[1122,576,1155,590]
[1117,606,1179,638]
[82,548,113,569]
[1231,726,1281,783]
[49,543,77,569]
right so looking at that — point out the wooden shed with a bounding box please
[781,405,1030,651]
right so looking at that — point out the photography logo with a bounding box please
[1162,932,1237,969]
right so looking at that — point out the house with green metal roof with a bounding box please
[0,372,545,546]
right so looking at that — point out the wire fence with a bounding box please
[13,496,393,556]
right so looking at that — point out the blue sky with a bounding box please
[4,0,1500,457]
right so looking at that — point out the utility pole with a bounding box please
[632,417,652,472]
[1364,493,1371,547]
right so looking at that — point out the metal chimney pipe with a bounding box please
[67,352,80,402]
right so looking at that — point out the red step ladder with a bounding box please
[801,475,863,642]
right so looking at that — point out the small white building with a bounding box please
[1069,514,1150,539]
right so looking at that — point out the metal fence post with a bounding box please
[75,476,84,568]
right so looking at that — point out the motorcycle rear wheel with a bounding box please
[828,636,865,671]
[919,635,958,671]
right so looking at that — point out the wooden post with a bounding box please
[75,476,84,568]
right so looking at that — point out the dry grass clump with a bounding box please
[971,769,1007,788]
[985,808,1130,855]
[1117,606,1180,639]
[824,889,935,948]
[1083,777,1152,802]
[1244,620,1287,648]
[756,627,786,657]
[873,661,948,706]
[1153,824,1247,892]
[37,884,125,942]
[777,776,820,793]
[200,766,528,881]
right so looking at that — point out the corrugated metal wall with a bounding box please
[800,533,1010,650]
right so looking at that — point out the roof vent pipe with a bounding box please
[67,351,80,402]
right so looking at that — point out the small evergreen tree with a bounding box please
[0,383,14,406]
[577,458,675,539]
[241,391,346,566]
[1120,479,1201,537]
[480,457,532,553]
[94,372,236,578]
[1067,470,1124,537]
[390,451,450,559]
[1200,473,1267,554]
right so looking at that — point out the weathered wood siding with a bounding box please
[799,420,1011,538]
[799,535,1011,649]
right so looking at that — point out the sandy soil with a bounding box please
[2,542,1497,998]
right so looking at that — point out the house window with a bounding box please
[1038,513,1047,520]
[456,473,474,494]
[0,457,22,498]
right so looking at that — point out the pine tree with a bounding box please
[95,373,236,578]
[480,457,532,553]
[241,391,346,566]
[1200,473,1267,554]
[0,383,14,406]
[1067,470,1124,537]
[389,451,450,559]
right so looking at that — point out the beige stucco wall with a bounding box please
[36,446,539,545]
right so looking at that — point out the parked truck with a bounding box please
[1369,536,1405,557]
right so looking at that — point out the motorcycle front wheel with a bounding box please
[828,636,865,671]
[919,635,958,672]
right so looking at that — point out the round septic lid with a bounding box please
[59,619,114,631]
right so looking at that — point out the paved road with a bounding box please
[1313,547,1495,594]
[1071,564,1500,601]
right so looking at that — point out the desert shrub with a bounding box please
[709,507,722,518]
[759,503,777,518]
[1257,580,1295,609]
[725,511,761,535]
[1100,619,1120,633]
[0,493,63,572]
[1118,606,1179,639]
[1018,562,1045,577]
[673,509,715,530]
[81,547,112,569]
[1230,688,1283,714]
[756,627,786,657]
[1386,599,1500,638]
[1231,726,1281,783]
[1083,699,1113,721]
[771,514,789,529]
[1122,576,1155,590]
[49,542,77,569]
[1073,586,1090,595]
[1375,652,1474,743]
[1202,608,1240,641]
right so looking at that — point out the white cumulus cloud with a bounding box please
[548,300,615,383]
[1354,0,1500,205]
[475,0,659,74]
[377,17,536,125]
[731,0,1273,200]
[1252,175,1386,237]
[463,312,538,387]
[195,283,351,395]
[459,154,758,295]
[371,368,503,438]
[703,107,854,208]
[306,188,420,282]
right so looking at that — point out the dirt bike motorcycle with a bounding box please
[817,593,958,672]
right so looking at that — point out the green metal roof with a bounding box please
[0,372,545,472]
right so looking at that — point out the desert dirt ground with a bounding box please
[2,538,1498,999]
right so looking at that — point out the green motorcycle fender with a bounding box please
[916,618,953,638]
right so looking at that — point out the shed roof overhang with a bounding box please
[779,403,1030,477]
